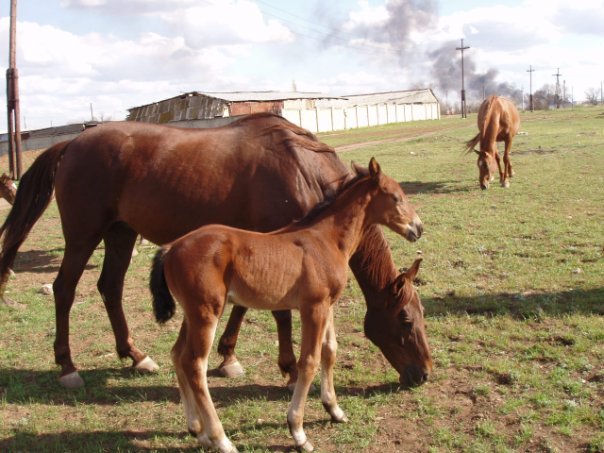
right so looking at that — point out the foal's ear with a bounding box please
[404,258,422,282]
[368,157,381,178]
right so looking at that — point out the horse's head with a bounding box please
[364,258,432,387]
[474,150,496,190]
[354,158,423,242]
[0,173,17,205]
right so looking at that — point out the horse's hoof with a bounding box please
[219,360,245,378]
[134,356,159,373]
[1,295,25,309]
[8,269,15,278]
[59,371,85,388]
[296,440,314,452]
[502,180,510,188]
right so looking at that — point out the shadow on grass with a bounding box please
[399,180,473,195]
[0,430,200,452]
[13,249,97,274]
[0,366,404,407]
[424,286,604,318]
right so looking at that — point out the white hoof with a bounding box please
[219,360,245,378]
[59,371,85,388]
[502,180,510,188]
[198,433,238,453]
[297,439,314,452]
[134,356,159,373]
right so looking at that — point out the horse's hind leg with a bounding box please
[273,310,298,391]
[98,222,158,372]
[216,305,247,378]
[53,241,100,388]
[217,307,298,390]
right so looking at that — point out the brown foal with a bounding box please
[150,158,431,452]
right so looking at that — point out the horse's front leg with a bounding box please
[494,150,504,185]
[288,303,328,452]
[320,307,347,423]
[98,224,158,373]
[503,138,514,186]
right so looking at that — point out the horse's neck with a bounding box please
[349,225,398,308]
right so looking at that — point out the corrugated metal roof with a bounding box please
[341,88,438,106]
[194,91,343,102]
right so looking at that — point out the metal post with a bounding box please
[526,65,535,112]
[456,39,470,118]
[6,0,23,179]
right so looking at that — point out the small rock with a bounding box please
[39,284,53,296]
[572,268,582,274]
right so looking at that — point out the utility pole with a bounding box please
[526,65,535,112]
[456,39,470,118]
[552,68,562,109]
[6,0,23,179]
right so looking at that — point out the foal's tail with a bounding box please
[150,247,176,323]
[0,141,70,301]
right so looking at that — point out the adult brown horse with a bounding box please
[465,95,520,189]
[150,158,430,452]
[0,113,428,389]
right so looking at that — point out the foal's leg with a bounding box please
[182,309,237,453]
[172,321,204,436]
[288,304,329,452]
[320,308,347,423]
[493,150,504,185]
[98,223,158,372]
[53,241,100,388]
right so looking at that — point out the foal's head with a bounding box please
[0,173,17,205]
[364,258,432,387]
[356,158,423,242]
[474,150,496,190]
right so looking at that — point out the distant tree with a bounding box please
[585,88,600,105]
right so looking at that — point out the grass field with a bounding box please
[1,106,603,452]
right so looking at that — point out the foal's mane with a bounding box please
[289,171,367,228]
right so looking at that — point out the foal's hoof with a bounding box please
[218,360,245,378]
[134,356,159,373]
[59,371,85,388]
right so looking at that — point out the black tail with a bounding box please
[150,247,176,323]
[0,141,70,299]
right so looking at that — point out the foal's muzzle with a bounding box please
[405,217,423,242]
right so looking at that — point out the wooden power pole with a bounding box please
[456,39,470,118]
[6,0,23,179]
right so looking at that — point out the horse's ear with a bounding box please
[473,149,480,155]
[351,161,369,176]
[368,157,381,179]
[404,258,422,282]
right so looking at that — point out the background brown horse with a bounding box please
[465,95,520,189]
[150,158,431,452]
[0,113,425,389]
[0,173,17,205]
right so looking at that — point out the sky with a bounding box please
[1,0,603,132]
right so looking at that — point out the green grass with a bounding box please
[1,105,603,452]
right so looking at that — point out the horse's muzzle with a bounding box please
[401,365,430,387]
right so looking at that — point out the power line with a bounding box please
[526,65,535,112]
[552,68,562,109]
[456,38,470,118]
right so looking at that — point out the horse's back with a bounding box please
[53,118,349,245]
